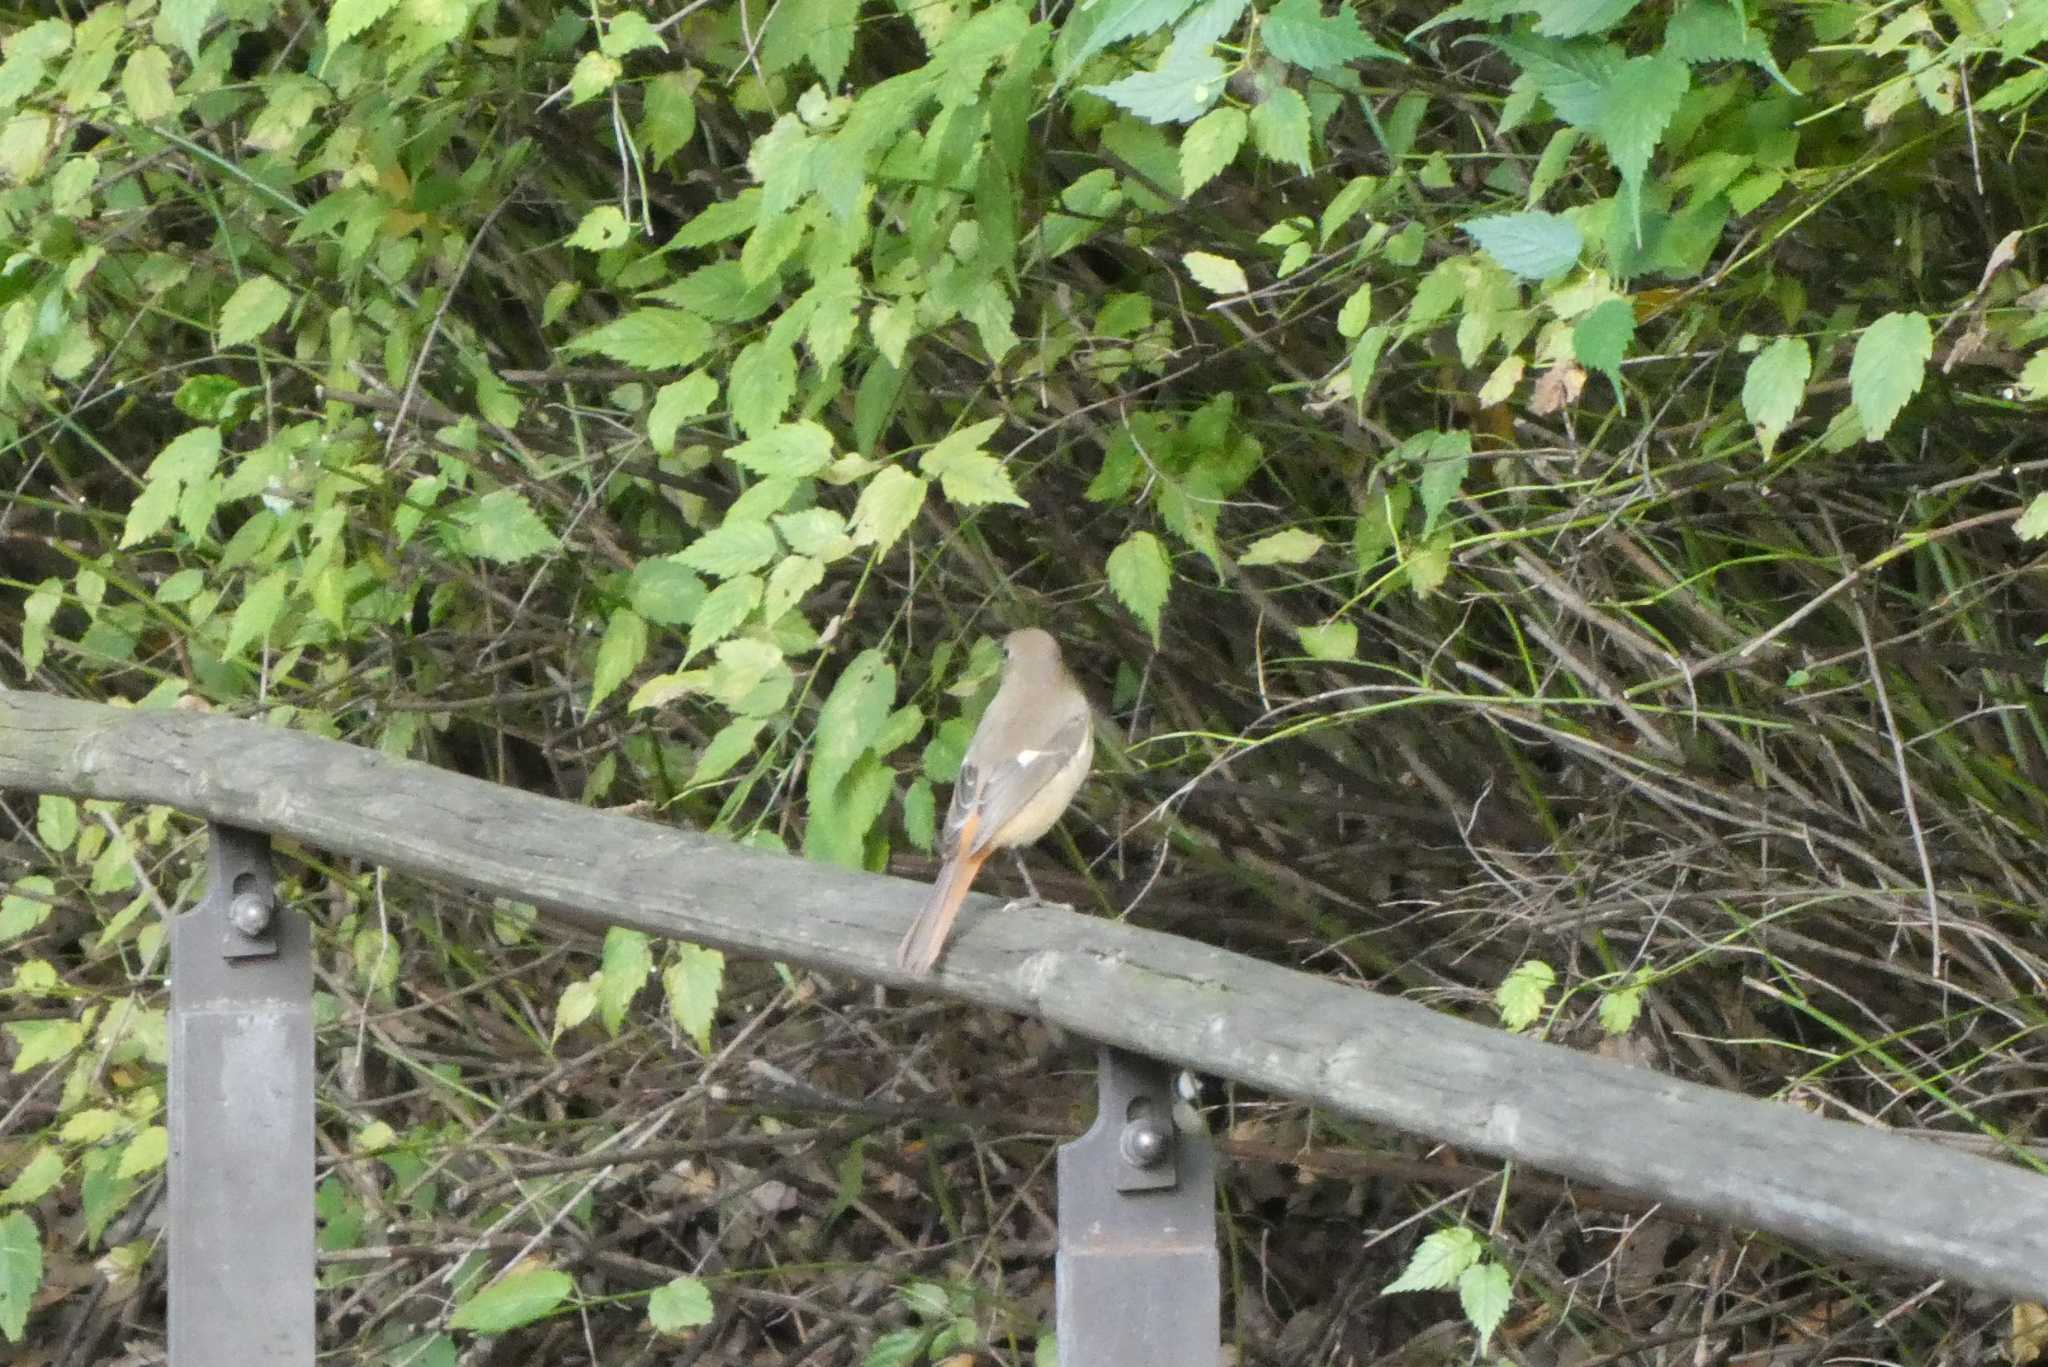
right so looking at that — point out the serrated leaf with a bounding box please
[456,490,557,563]
[1459,211,1583,279]
[811,648,896,794]
[643,71,699,164]
[1415,430,1472,539]
[569,49,622,105]
[729,338,797,437]
[223,570,289,657]
[1249,85,1311,170]
[1336,283,1373,337]
[1535,0,1639,37]
[849,467,927,550]
[1572,296,1634,406]
[1594,54,1687,234]
[1106,532,1172,643]
[0,1211,41,1343]
[1849,311,1931,441]
[2014,493,2048,542]
[217,275,290,348]
[1384,1227,1482,1294]
[686,575,761,660]
[2018,350,2048,402]
[1741,336,1810,455]
[590,608,647,708]
[920,420,1026,507]
[449,1268,574,1333]
[679,522,779,578]
[562,308,713,369]
[122,46,178,119]
[663,943,724,1051]
[1181,106,1247,194]
[1172,250,1243,295]
[567,204,630,251]
[1086,42,1228,125]
[1458,1260,1512,1351]
[1259,0,1400,70]
[729,422,833,478]
[1297,620,1357,660]
[1065,0,1202,75]
[598,927,653,1036]
[1495,958,1554,1031]
[1240,527,1324,565]
[650,372,718,455]
[649,1275,715,1334]
[1598,982,1644,1035]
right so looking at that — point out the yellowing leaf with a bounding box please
[1182,250,1248,295]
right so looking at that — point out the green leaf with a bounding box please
[455,490,557,563]
[686,575,761,660]
[1594,55,1687,233]
[217,275,290,349]
[729,422,833,478]
[1296,620,1357,660]
[628,559,705,625]
[920,420,1026,507]
[115,1125,167,1180]
[2014,493,2048,543]
[680,522,780,578]
[1458,1260,1512,1351]
[1849,311,1932,441]
[1181,106,1247,194]
[1459,211,1583,280]
[569,50,622,105]
[1106,532,1172,644]
[0,1148,63,1209]
[1336,284,1372,337]
[642,72,699,164]
[663,943,724,1051]
[1259,0,1400,70]
[0,1211,40,1343]
[566,204,631,251]
[2018,349,2048,402]
[1571,297,1634,406]
[1598,981,1644,1034]
[7,1018,83,1073]
[1384,1227,1482,1294]
[1248,86,1311,171]
[1182,250,1248,294]
[865,1328,926,1367]
[1535,0,1639,37]
[561,309,713,369]
[1415,430,1473,539]
[1239,528,1324,566]
[1086,42,1229,125]
[122,427,221,547]
[449,1268,574,1333]
[1741,336,1810,455]
[1064,0,1202,75]
[850,467,927,550]
[122,45,178,119]
[692,717,767,784]
[729,338,798,437]
[36,795,76,854]
[0,874,54,944]
[599,927,654,1036]
[223,570,289,658]
[590,608,648,708]
[602,11,665,56]
[649,1275,715,1334]
[811,648,896,793]
[1494,958,1554,1031]
[650,372,718,454]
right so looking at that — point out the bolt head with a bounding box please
[1120,1118,1169,1168]
[228,892,273,937]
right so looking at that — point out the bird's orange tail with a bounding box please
[897,849,987,976]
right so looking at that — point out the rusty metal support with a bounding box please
[1055,1044,1220,1366]
[168,824,313,1366]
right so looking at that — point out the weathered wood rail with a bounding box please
[4,689,2046,1302]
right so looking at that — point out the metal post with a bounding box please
[1055,1045,1220,1366]
[168,824,314,1366]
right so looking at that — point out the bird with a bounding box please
[896,627,1093,976]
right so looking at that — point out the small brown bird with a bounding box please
[896,628,1092,976]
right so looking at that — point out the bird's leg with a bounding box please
[1001,853,1072,913]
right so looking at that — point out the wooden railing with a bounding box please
[3,690,2046,1364]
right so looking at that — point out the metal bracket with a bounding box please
[169,825,314,1367]
[1055,1045,1221,1367]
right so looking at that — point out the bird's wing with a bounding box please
[958,711,1091,857]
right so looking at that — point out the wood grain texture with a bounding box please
[4,689,2044,1297]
